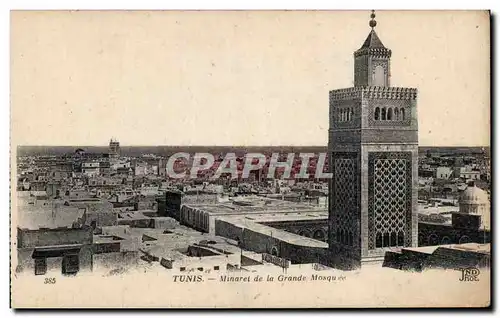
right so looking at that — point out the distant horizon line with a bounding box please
[16,144,490,148]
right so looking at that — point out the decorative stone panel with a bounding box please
[368,152,412,250]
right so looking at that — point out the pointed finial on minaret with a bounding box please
[369,10,377,29]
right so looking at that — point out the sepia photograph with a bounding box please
[9,9,491,308]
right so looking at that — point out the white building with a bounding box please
[82,162,100,177]
[454,166,481,181]
[436,166,453,179]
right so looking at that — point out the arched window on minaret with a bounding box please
[400,108,405,120]
[383,233,390,247]
[394,108,400,120]
[373,65,385,86]
[381,107,387,120]
[387,108,393,120]
[390,232,397,247]
[397,231,405,246]
[374,107,380,120]
[376,233,382,248]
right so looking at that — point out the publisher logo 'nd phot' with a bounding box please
[458,267,480,282]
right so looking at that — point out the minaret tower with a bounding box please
[109,138,120,159]
[328,11,419,269]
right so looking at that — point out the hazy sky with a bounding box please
[11,10,490,146]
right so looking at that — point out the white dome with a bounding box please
[459,183,490,230]
[459,184,489,205]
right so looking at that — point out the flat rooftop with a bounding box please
[99,224,243,262]
[227,210,328,223]
[404,243,491,255]
[17,196,84,230]
[117,210,157,220]
[144,239,240,262]
[68,198,103,202]
[217,216,328,249]
[93,234,123,244]
[184,195,325,216]
[101,224,239,253]
[418,204,459,215]
[446,243,490,254]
